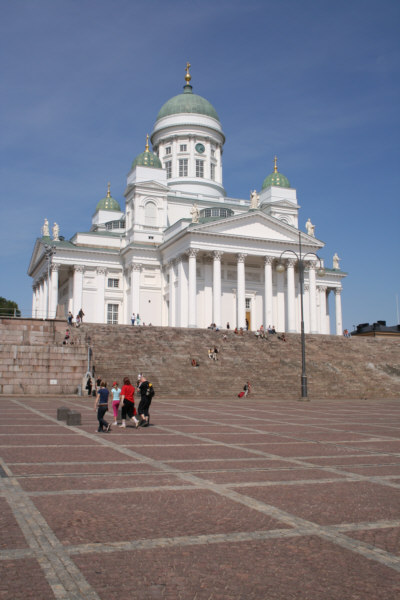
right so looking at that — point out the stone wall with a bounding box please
[0,318,88,395]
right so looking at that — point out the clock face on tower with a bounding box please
[195,143,205,154]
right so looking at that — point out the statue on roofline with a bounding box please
[250,190,259,209]
[305,218,315,237]
[333,253,340,270]
[42,218,50,237]
[191,203,199,223]
[52,223,60,241]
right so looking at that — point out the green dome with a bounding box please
[96,184,121,211]
[261,158,291,189]
[132,149,162,169]
[156,84,220,122]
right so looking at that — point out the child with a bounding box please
[111,381,121,425]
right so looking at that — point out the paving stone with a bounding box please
[1,395,400,599]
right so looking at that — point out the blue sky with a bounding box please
[1,0,399,330]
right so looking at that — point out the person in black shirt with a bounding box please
[138,375,153,427]
[95,381,111,432]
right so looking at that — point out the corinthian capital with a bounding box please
[187,248,199,258]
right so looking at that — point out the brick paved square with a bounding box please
[235,480,400,525]
[73,536,400,600]
[0,559,55,599]
[31,489,292,545]
[1,396,400,599]
[345,526,400,556]
[0,499,29,549]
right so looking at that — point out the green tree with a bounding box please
[0,297,21,317]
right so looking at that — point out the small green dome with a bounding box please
[261,157,291,190]
[96,184,121,211]
[132,150,162,169]
[156,84,220,122]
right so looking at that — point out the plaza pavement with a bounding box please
[1,394,400,599]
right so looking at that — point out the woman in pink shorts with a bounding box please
[111,381,121,425]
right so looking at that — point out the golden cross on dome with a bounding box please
[107,182,111,198]
[185,62,192,85]
[274,156,278,173]
[145,133,150,152]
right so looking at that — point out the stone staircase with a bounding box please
[1,319,399,399]
[80,324,400,400]
[0,318,88,395]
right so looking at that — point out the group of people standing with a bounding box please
[67,308,84,327]
[94,374,154,433]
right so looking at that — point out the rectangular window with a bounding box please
[165,160,172,179]
[245,298,251,309]
[196,160,204,178]
[180,144,187,152]
[165,146,171,155]
[107,304,118,324]
[107,278,119,288]
[211,148,215,157]
[210,163,215,180]
[179,158,188,177]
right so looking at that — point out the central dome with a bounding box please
[156,84,220,122]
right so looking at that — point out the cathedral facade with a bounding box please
[28,66,346,334]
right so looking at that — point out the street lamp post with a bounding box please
[276,231,325,400]
[44,244,56,319]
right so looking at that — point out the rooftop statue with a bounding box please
[191,203,200,223]
[250,190,259,209]
[52,222,60,241]
[42,218,49,237]
[305,218,315,237]
[333,253,340,270]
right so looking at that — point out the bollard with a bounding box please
[57,407,70,421]
[66,411,81,426]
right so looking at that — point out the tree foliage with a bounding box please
[0,297,21,317]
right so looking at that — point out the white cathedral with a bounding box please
[28,65,346,334]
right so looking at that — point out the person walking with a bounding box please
[244,380,251,397]
[119,377,138,428]
[111,381,121,425]
[95,381,111,432]
[86,375,92,396]
[137,375,154,427]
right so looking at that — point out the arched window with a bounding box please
[144,201,157,227]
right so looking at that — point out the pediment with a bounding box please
[190,211,316,245]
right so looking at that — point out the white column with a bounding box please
[177,256,188,327]
[264,256,273,329]
[189,135,195,178]
[188,249,198,328]
[276,269,285,332]
[335,288,343,336]
[308,263,318,334]
[287,259,296,332]
[49,264,59,319]
[237,253,246,329]
[37,280,43,318]
[96,267,107,323]
[168,261,176,326]
[131,263,142,320]
[43,276,49,319]
[318,285,328,334]
[73,265,84,319]
[32,285,37,318]
[303,284,310,333]
[213,251,223,328]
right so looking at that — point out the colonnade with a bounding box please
[31,255,343,335]
[161,250,343,335]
